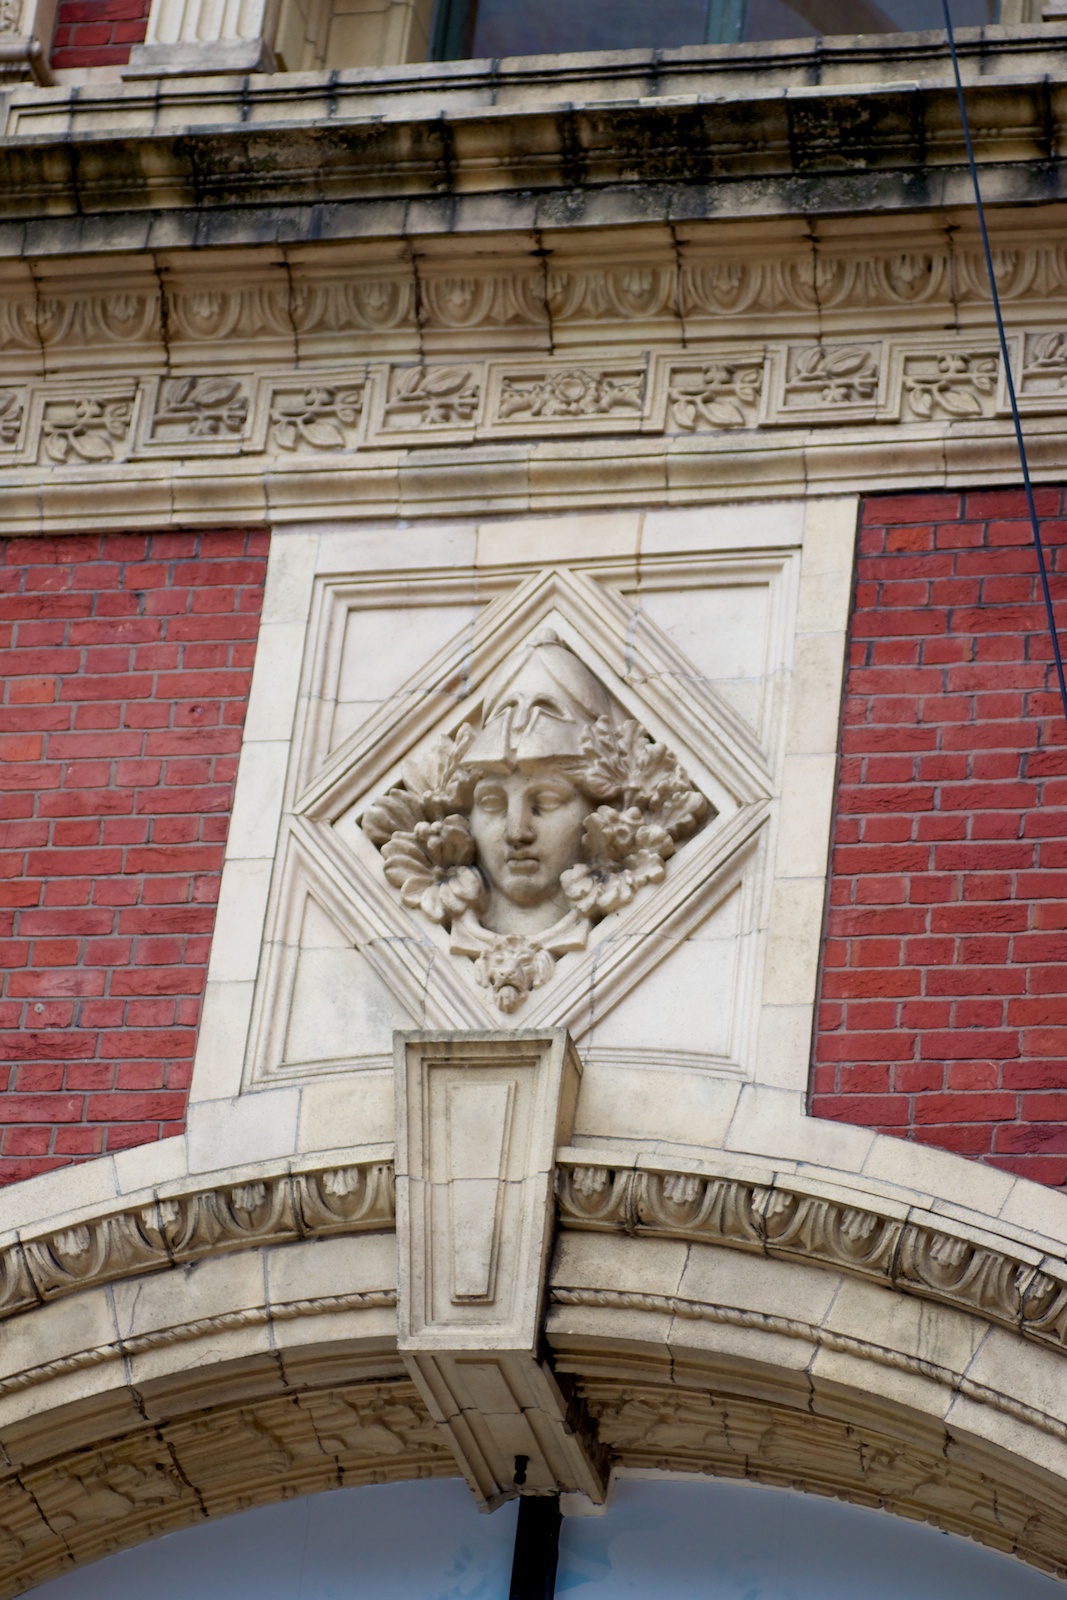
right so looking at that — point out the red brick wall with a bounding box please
[0,530,267,1186]
[49,0,149,72]
[812,489,1067,1186]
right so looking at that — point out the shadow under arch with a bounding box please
[16,1472,1067,1600]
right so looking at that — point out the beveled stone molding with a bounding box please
[3,321,1067,530]
[0,1158,395,1324]
[394,1030,605,1507]
[8,1150,1067,1373]
[555,1156,1067,1360]
[0,342,1030,463]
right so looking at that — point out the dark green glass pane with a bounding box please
[468,0,714,56]
[743,0,998,37]
[435,0,1000,61]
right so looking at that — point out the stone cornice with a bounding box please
[2,214,1067,530]
[1,36,1066,240]
[6,214,1067,356]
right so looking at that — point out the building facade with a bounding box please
[4,4,1067,1595]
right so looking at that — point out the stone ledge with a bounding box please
[9,27,1067,137]
[0,42,1065,231]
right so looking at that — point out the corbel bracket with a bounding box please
[394,1029,607,1509]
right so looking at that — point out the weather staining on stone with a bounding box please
[362,630,710,1012]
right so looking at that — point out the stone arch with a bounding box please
[4,1145,1067,1590]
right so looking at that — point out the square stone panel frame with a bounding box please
[184,495,852,1177]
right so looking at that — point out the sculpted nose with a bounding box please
[505,795,535,843]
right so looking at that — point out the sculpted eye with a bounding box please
[474,788,506,815]
[531,787,569,813]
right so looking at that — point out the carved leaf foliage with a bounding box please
[422,366,473,396]
[816,346,871,377]
[398,723,476,816]
[301,418,347,449]
[1031,331,1067,363]
[794,346,827,377]
[672,397,699,429]
[169,376,242,409]
[71,429,115,461]
[577,717,708,837]
[938,385,984,418]
[701,397,747,427]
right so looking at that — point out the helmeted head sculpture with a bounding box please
[363,629,709,1013]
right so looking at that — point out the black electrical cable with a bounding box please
[941,0,1067,728]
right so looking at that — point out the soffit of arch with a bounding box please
[0,1368,456,1597]
[551,1348,1067,1580]
[1,1366,1065,1593]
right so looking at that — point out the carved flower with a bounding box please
[361,726,475,846]
[542,371,596,415]
[561,805,673,917]
[381,815,485,925]
[472,934,554,1014]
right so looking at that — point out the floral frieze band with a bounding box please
[0,330,1051,471]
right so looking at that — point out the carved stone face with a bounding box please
[469,768,589,935]
[363,628,710,1011]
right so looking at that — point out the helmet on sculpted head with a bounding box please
[464,629,613,770]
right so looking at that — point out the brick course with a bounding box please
[0,530,267,1185]
[49,0,149,71]
[812,488,1067,1186]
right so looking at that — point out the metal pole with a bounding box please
[508,1497,562,1600]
